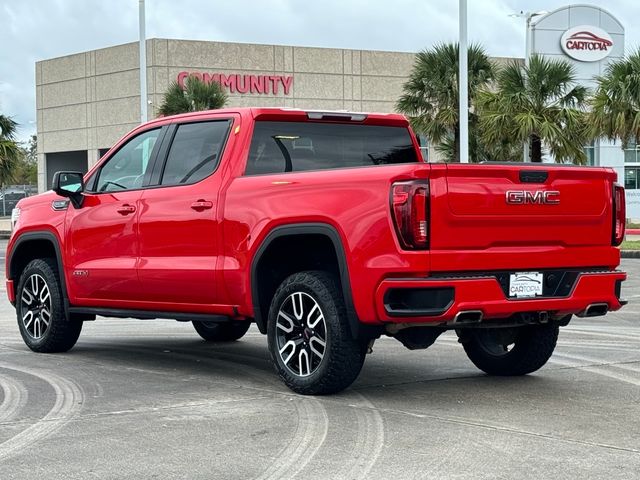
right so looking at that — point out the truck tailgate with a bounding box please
[429,163,619,271]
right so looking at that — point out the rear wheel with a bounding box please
[461,324,559,376]
[267,270,366,395]
[16,258,82,353]
[192,320,251,342]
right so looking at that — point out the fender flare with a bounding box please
[250,223,369,339]
[8,230,70,319]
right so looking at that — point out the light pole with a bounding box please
[459,0,469,163]
[139,0,148,123]
[511,11,547,161]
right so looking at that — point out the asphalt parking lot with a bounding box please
[0,242,638,479]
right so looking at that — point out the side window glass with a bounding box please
[244,122,417,175]
[160,121,230,186]
[95,129,161,192]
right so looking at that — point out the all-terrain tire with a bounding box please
[461,324,559,376]
[267,270,367,395]
[192,320,251,342]
[16,258,82,353]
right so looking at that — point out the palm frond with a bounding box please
[158,76,228,117]
[589,49,640,145]
[477,54,588,163]
[396,42,495,161]
[0,115,18,140]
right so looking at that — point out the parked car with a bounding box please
[5,108,627,394]
[1,189,28,217]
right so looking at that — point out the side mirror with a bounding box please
[52,171,85,208]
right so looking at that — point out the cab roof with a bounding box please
[144,107,410,128]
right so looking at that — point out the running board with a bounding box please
[67,307,231,323]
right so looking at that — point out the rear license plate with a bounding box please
[509,272,543,298]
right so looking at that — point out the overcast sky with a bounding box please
[1,0,639,142]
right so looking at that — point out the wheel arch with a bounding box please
[250,223,368,339]
[8,231,69,318]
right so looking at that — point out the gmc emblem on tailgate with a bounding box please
[505,190,560,205]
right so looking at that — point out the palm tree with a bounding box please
[158,76,228,116]
[435,122,523,163]
[478,55,589,164]
[0,114,20,184]
[397,43,495,162]
[589,50,640,148]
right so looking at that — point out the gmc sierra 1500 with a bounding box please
[6,108,627,394]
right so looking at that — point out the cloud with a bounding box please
[1,0,639,142]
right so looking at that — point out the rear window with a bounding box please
[244,121,418,175]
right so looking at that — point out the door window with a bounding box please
[160,121,231,186]
[94,128,161,192]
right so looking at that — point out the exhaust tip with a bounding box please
[578,303,609,318]
[452,310,483,324]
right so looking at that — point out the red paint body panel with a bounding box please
[222,164,431,321]
[65,191,141,301]
[4,107,626,328]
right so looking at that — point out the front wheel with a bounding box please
[460,324,559,376]
[267,271,367,395]
[16,258,82,353]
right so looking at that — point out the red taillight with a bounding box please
[613,183,625,246]
[391,180,429,249]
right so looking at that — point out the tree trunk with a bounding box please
[453,125,460,162]
[530,134,542,162]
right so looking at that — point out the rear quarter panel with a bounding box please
[221,164,431,322]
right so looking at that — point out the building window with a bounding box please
[584,140,597,166]
[417,134,429,162]
[624,141,640,163]
[626,167,639,190]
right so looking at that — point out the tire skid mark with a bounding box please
[555,352,640,373]
[121,344,331,480]
[550,355,640,387]
[77,339,331,480]
[255,397,328,480]
[356,403,640,454]
[564,328,640,342]
[0,365,84,462]
[557,340,638,351]
[0,374,28,423]
[134,346,329,480]
[336,391,385,480]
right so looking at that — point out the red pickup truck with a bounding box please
[6,108,627,394]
